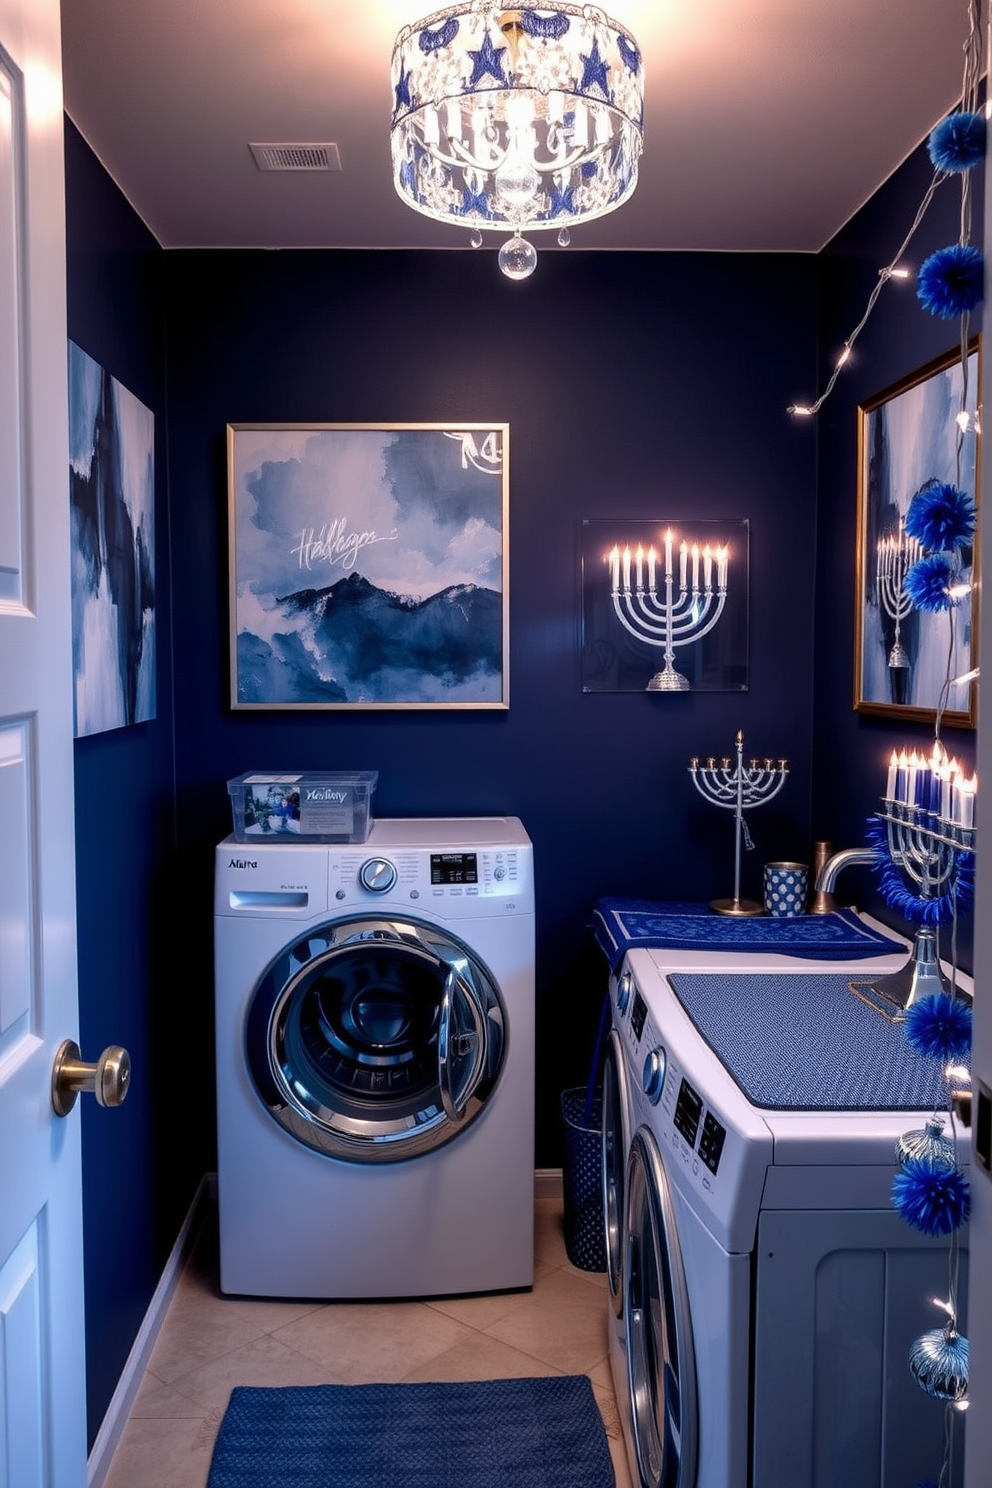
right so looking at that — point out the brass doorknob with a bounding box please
[51,1039,131,1117]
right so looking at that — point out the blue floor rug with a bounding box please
[206,1375,616,1488]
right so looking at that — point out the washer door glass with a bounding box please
[624,1128,698,1488]
[245,916,506,1162]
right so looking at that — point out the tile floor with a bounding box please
[101,1186,632,1488]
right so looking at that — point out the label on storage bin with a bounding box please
[298,784,355,835]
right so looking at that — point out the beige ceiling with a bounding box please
[60,0,970,253]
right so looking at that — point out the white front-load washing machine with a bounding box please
[214,816,534,1299]
[603,929,972,1488]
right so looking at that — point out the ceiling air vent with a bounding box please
[249,143,341,172]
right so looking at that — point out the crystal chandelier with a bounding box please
[390,4,644,280]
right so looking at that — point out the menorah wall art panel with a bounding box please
[580,518,749,693]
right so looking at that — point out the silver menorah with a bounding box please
[877,520,922,671]
[870,751,977,1010]
[689,731,789,916]
[607,531,729,691]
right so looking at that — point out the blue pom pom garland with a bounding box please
[905,480,976,553]
[917,244,984,318]
[892,1157,970,1237]
[904,553,956,612]
[928,112,986,172]
[904,991,973,1061]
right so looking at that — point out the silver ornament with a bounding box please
[895,1116,957,1170]
[909,1326,969,1400]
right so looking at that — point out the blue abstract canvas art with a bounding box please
[856,342,979,725]
[68,342,155,737]
[228,424,509,709]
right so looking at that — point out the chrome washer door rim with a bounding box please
[246,915,506,1163]
[624,1127,698,1488]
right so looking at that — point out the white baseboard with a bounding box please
[534,1167,563,1200]
[87,1174,214,1488]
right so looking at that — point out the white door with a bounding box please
[0,0,88,1483]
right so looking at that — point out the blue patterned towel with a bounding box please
[591,897,905,973]
[668,971,961,1110]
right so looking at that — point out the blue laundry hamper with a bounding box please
[560,995,610,1272]
[560,1085,607,1271]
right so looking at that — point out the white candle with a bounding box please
[608,545,619,592]
[622,546,631,592]
[897,749,909,803]
[647,546,656,592]
[635,544,644,591]
[959,776,977,828]
[940,764,952,821]
[664,529,673,578]
[679,541,688,591]
[703,544,713,590]
[886,749,898,801]
[717,545,729,589]
[906,756,918,808]
[691,544,700,590]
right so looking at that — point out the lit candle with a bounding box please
[622,546,631,592]
[959,775,977,828]
[886,749,898,801]
[717,545,729,589]
[703,544,713,590]
[635,544,644,591]
[664,529,673,578]
[897,749,909,803]
[691,544,700,590]
[679,541,688,591]
[607,545,620,592]
[647,546,656,592]
[939,764,952,822]
[906,752,919,809]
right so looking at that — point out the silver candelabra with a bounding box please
[877,520,922,671]
[689,731,789,916]
[607,531,729,691]
[871,751,976,1010]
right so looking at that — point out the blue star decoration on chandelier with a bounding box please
[457,184,491,218]
[394,66,413,113]
[467,32,507,86]
[580,38,611,97]
[548,182,576,217]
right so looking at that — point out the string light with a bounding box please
[789,0,984,417]
[786,170,949,416]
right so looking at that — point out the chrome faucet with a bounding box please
[814,847,876,893]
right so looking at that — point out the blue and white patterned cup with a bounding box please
[763,862,808,917]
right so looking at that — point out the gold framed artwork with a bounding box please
[854,339,980,727]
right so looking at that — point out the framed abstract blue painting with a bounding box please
[227,423,509,709]
[68,342,156,737]
[855,340,980,727]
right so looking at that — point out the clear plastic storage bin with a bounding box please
[227,771,378,843]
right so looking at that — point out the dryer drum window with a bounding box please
[245,917,507,1163]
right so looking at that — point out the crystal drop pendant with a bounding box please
[498,234,537,280]
[557,226,571,247]
[469,229,483,249]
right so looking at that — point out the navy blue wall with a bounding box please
[64,119,182,1446]
[812,141,980,952]
[162,245,819,1174]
